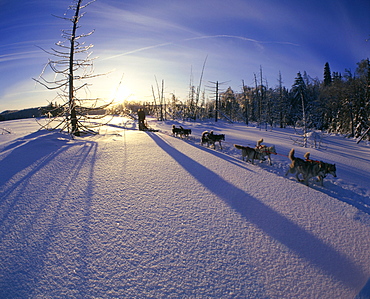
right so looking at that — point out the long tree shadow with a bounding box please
[184,135,370,216]
[0,130,98,297]
[174,136,255,171]
[0,130,69,189]
[0,131,71,227]
[148,132,366,289]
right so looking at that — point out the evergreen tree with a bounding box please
[291,72,309,145]
[291,72,307,124]
[324,62,332,86]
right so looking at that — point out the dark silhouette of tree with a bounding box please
[323,62,332,86]
[34,0,109,136]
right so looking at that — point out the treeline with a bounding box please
[216,59,370,139]
[110,59,370,140]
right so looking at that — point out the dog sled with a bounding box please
[139,122,158,132]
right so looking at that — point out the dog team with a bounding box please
[233,137,336,187]
[171,126,337,186]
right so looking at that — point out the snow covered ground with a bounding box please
[0,116,369,298]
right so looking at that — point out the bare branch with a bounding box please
[81,0,96,9]
[33,77,68,90]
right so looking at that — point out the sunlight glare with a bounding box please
[110,83,137,104]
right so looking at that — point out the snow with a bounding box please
[0,116,369,298]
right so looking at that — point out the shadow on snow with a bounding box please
[0,130,97,298]
[148,132,366,290]
[174,131,370,217]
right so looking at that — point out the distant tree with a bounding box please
[241,81,251,125]
[220,87,239,121]
[291,72,306,118]
[186,83,196,120]
[332,71,342,83]
[33,0,110,136]
[250,67,267,128]
[258,67,266,128]
[291,72,309,146]
[276,71,290,128]
[323,62,332,86]
[353,58,370,138]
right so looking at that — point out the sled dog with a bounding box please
[254,138,277,165]
[285,148,326,186]
[234,144,265,164]
[201,131,225,149]
[304,153,337,185]
[321,162,337,178]
[179,126,192,138]
[172,125,183,137]
[258,145,277,165]
[172,125,192,138]
[201,131,210,146]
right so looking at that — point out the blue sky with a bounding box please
[1,0,369,111]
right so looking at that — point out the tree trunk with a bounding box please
[301,91,307,147]
[69,0,82,136]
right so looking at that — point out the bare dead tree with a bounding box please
[33,0,110,136]
[194,56,208,120]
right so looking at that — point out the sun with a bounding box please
[111,84,137,104]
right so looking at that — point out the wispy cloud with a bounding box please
[89,2,196,36]
[184,35,300,47]
[102,34,299,61]
[102,42,174,60]
[0,50,42,63]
